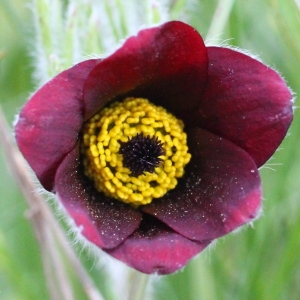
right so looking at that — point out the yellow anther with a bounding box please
[127,117,137,124]
[153,186,165,198]
[112,177,122,188]
[153,122,163,128]
[131,177,142,186]
[117,190,126,200]
[109,126,120,137]
[81,97,191,207]
[130,193,143,203]
[142,188,154,197]
[141,118,155,125]
[104,180,113,191]
[170,130,181,138]
[100,160,106,168]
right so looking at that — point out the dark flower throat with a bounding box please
[119,134,165,177]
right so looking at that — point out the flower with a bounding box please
[15,21,293,274]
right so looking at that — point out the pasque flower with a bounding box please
[15,21,293,274]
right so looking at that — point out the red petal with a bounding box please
[106,215,211,274]
[142,128,261,241]
[83,21,208,120]
[55,146,142,249]
[15,60,100,191]
[196,47,293,167]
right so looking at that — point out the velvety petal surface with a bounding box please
[55,146,142,249]
[196,47,293,167]
[83,21,208,121]
[15,60,99,191]
[106,215,211,274]
[143,128,261,241]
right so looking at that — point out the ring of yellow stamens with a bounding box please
[81,97,191,207]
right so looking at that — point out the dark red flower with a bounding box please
[15,21,293,274]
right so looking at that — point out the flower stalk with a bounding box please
[127,269,151,300]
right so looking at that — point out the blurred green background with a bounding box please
[1,0,299,299]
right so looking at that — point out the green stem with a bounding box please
[206,0,236,41]
[190,255,217,300]
[127,269,151,300]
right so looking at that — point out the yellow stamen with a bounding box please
[81,97,191,207]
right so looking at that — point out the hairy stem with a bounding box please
[127,269,151,300]
[0,106,104,300]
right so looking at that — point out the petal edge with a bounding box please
[197,47,293,166]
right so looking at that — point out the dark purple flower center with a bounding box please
[119,134,165,177]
